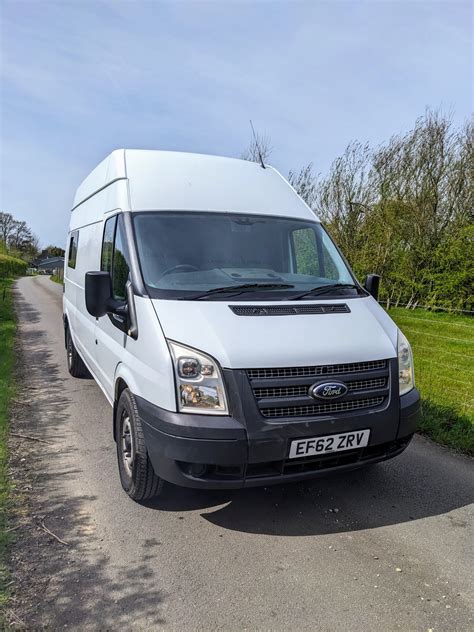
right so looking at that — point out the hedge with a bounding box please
[0,254,27,278]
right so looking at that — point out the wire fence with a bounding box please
[382,301,473,316]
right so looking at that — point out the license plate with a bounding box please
[288,429,370,459]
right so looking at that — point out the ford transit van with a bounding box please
[63,150,420,501]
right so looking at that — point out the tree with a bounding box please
[9,220,32,250]
[314,141,374,257]
[0,212,39,263]
[0,212,16,245]
[288,163,319,211]
[44,245,66,258]
[241,131,273,164]
[312,110,473,310]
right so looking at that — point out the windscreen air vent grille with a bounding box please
[229,304,350,316]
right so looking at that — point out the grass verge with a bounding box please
[50,273,63,285]
[389,307,474,455]
[0,277,17,614]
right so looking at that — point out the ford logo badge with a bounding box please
[310,381,348,400]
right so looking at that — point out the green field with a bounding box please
[389,307,474,454]
[0,277,16,614]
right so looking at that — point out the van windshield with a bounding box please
[132,211,359,300]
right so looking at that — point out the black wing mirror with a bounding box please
[365,274,381,301]
[85,272,137,339]
[85,271,114,317]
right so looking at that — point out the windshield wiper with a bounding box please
[291,283,365,301]
[179,283,295,300]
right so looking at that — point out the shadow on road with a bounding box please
[146,441,474,537]
[10,287,164,628]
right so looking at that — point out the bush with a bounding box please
[290,110,473,312]
[0,253,27,278]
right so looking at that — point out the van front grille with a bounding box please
[247,359,386,380]
[247,360,390,419]
[254,377,387,400]
[260,397,384,419]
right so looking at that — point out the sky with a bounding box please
[0,0,472,247]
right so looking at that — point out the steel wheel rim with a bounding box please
[67,336,73,368]
[121,413,134,477]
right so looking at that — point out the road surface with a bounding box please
[11,275,474,630]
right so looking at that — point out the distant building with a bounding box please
[36,256,64,274]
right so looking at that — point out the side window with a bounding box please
[101,216,117,273]
[100,215,131,301]
[67,231,79,269]
[292,228,319,276]
[112,216,131,300]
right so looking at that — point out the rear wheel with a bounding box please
[115,389,164,501]
[66,328,90,378]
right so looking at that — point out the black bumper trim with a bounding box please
[399,388,421,437]
[136,395,246,440]
[136,386,420,490]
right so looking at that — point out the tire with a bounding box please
[115,389,164,501]
[66,327,90,378]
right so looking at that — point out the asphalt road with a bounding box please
[12,275,474,630]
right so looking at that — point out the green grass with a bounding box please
[50,273,63,285]
[0,277,17,614]
[389,307,474,454]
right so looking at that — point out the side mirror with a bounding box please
[365,274,381,301]
[85,271,113,317]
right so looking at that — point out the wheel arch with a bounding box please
[63,314,69,349]
[113,377,128,441]
[113,364,140,441]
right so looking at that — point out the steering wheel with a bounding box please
[159,264,199,279]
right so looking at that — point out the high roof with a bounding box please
[72,149,318,221]
[73,149,127,209]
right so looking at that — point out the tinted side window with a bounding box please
[113,216,131,300]
[101,216,117,273]
[68,231,79,268]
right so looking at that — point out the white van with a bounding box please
[63,150,420,501]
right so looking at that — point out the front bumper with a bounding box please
[137,387,420,489]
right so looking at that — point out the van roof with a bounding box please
[72,149,318,221]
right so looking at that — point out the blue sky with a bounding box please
[0,0,472,247]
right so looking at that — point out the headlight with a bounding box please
[168,341,228,414]
[397,329,415,396]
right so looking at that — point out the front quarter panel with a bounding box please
[364,296,398,351]
[115,296,176,411]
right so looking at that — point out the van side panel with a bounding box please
[64,221,102,375]
[65,179,130,388]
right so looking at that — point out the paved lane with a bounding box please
[13,275,474,630]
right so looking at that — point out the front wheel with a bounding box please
[115,389,164,501]
[66,328,90,378]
